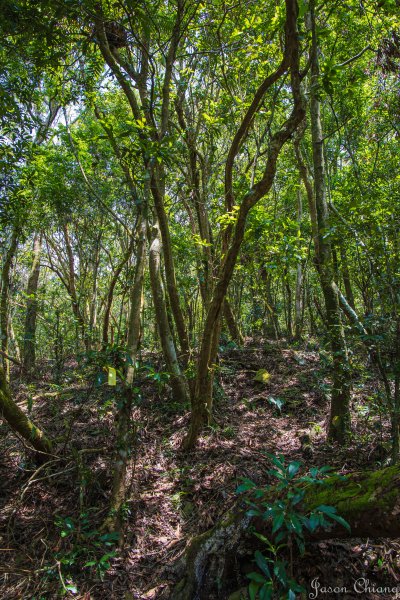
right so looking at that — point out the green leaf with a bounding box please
[271,454,285,470]
[296,536,305,555]
[306,513,320,532]
[249,580,261,600]
[268,396,285,413]
[290,491,304,505]
[99,532,120,543]
[316,504,337,515]
[254,532,270,544]
[260,582,273,600]
[319,466,334,474]
[65,585,78,594]
[84,560,97,567]
[273,560,288,587]
[326,512,351,532]
[99,552,115,563]
[298,0,307,19]
[236,478,256,493]
[247,571,266,583]
[275,530,287,543]
[272,511,285,533]
[289,513,303,536]
[262,507,273,519]
[287,461,301,479]
[246,508,262,517]
[254,550,271,579]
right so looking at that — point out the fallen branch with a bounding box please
[32,385,89,401]
[0,349,21,367]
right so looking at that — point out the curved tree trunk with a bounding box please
[94,5,190,364]
[0,365,53,460]
[183,0,305,449]
[171,464,400,600]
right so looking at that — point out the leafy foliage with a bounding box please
[237,455,350,599]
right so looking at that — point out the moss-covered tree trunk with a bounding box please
[171,464,400,600]
[1,228,18,381]
[0,365,53,460]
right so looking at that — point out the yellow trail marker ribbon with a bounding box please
[108,367,117,386]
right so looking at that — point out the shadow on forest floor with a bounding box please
[0,340,399,599]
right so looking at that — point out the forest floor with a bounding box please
[0,339,399,599]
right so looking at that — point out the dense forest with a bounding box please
[1,0,400,598]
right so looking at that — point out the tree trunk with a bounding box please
[171,464,400,600]
[23,234,42,377]
[295,185,303,340]
[102,233,135,346]
[94,5,190,364]
[88,230,101,349]
[334,281,399,463]
[224,298,244,345]
[295,3,351,444]
[183,0,305,448]
[339,244,355,311]
[150,171,191,363]
[283,266,293,339]
[103,212,147,533]
[262,269,280,339]
[62,224,87,351]
[175,92,213,307]
[9,317,21,362]
[1,228,18,381]
[0,365,53,460]
[148,222,189,405]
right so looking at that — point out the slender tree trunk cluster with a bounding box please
[23,234,42,377]
[0,0,398,536]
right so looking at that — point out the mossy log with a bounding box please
[171,464,400,599]
[0,366,53,460]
